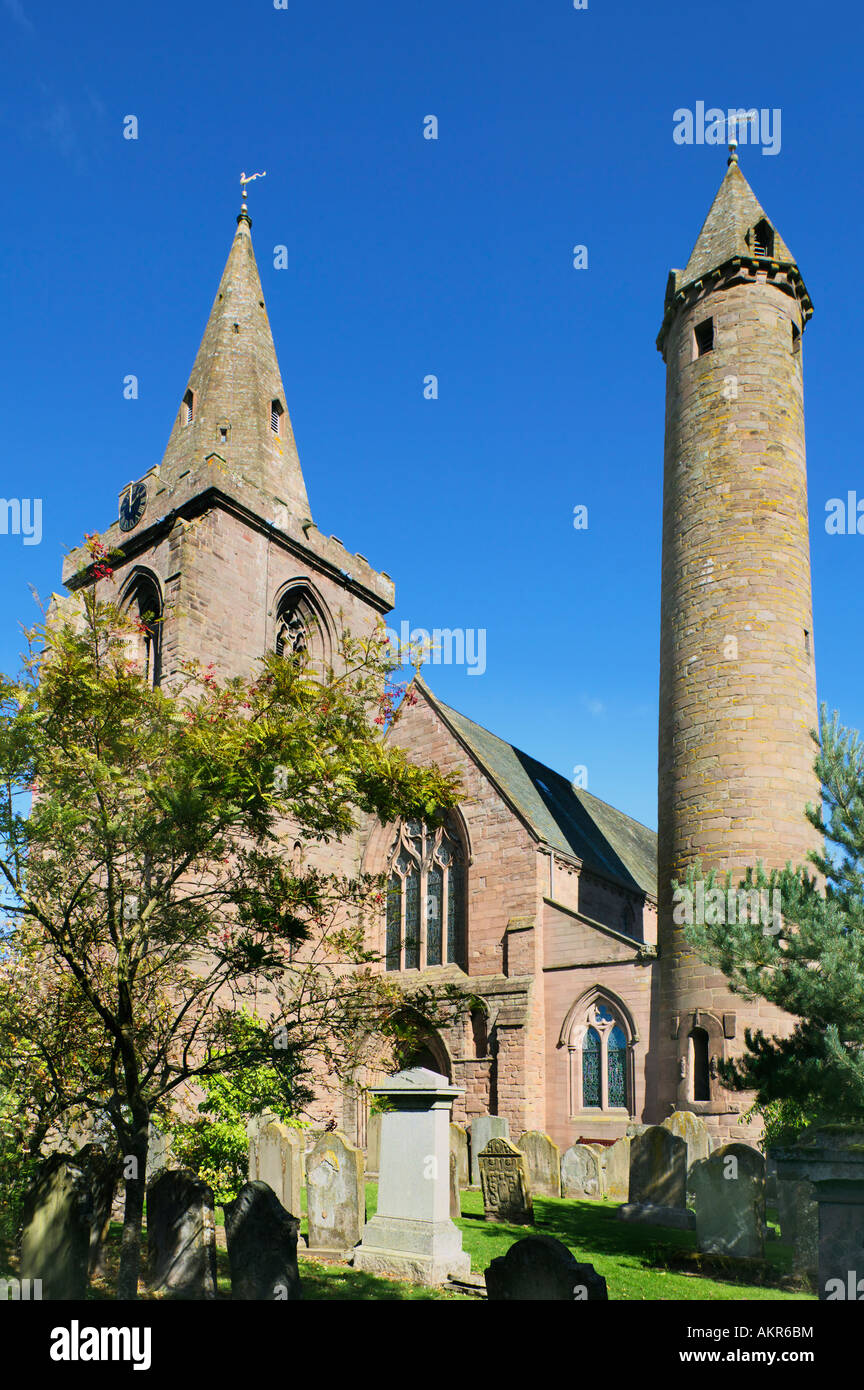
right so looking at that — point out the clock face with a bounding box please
[119,481,147,532]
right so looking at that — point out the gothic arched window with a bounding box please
[274,587,328,667]
[122,574,162,688]
[385,819,467,972]
[567,997,633,1114]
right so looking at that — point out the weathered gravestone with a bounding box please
[76,1143,118,1278]
[366,1111,381,1177]
[223,1181,301,1300]
[450,1150,460,1220]
[690,1143,765,1259]
[485,1234,608,1301]
[628,1125,687,1209]
[354,1069,471,1284]
[450,1122,469,1190]
[517,1130,561,1199]
[479,1137,533,1225]
[470,1115,509,1186]
[561,1144,604,1200]
[815,1180,864,1301]
[662,1111,712,1171]
[306,1131,365,1255]
[600,1136,631,1202]
[147,1168,217,1299]
[248,1117,302,1218]
[19,1152,95,1299]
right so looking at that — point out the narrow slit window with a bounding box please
[182,389,195,425]
[694,319,714,357]
[792,322,801,354]
[270,399,284,435]
[804,628,811,658]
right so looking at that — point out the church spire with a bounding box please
[158,198,311,519]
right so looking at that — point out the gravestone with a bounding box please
[306,1131,365,1255]
[76,1143,118,1278]
[792,1180,818,1275]
[485,1234,608,1300]
[354,1069,471,1284]
[223,1181,301,1300]
[450,1123,469,1189]
[815,1180,864,1301]
[19,1152,95,1299]
[601,1136,631,1201]
[662,1111,712,1171]
[479,1137,533,1225]
[628,1125,687,1209]
[470,1115,509,1186]
[248,1117,302,1218]
[147,1168,217,1299]
[561,1144,604,1200]
[690,1143,766,1259]
[517,1131,561,1199]
[366,1111,381,1176]
[770,1127,864,1279]
[450,1150,460,1220]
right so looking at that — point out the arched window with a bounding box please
[274,587,328,666]
[566,997,633,1114]
[690,1027,710,1102]
[384,819,467,972]
[122,574,162,688]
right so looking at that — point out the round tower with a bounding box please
[655,155,819,1142]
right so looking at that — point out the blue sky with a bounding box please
[1,0,861,832]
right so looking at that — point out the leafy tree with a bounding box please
[683,706,864,1125]
[0,537,461,1297]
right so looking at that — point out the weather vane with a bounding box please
[726,111,757,163]
[240,169,267,212]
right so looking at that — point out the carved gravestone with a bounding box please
[601,1136,631,1201]
[517,1131,561,1199]
[248,1118,302,1218]
[450,1123,469,1189]
[561,1144,604,1200]
[690,1143,766,1259]
[147,1168,217,1299]
[629,1126,687,1209]
[485,1234,608,1300]
[470,1115,510,1186]
[223,1181,302,1300]
[19,1152,95,1299]
[662,1111,712,1171]
[479,1138,533,1225]
[450,1150,460,1220]
[306,1131,365,1254]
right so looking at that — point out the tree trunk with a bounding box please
[116,1116,149,1300]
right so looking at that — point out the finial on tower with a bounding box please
[239,170,267,225]
[726,110,757,165]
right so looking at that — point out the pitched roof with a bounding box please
[678,160,796,291]
[416,679,657,898]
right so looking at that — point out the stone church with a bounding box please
[62,153,817,1153]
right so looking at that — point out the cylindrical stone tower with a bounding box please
[655,156,819,1142]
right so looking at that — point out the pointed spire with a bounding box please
[158,204,311,519]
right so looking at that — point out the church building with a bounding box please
[61,151,817,1152]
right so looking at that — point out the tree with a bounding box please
[682,705,864,1127]
[0,537,462,1297]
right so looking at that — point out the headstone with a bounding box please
[223,1181,301,1300]
[75,1143,118,1278]
[601,1136,631,1201]
[561,1144,604,1200]
[618,1203,694,1230]
[628,1125,687,1209]
[366,1111,381,1176]
[479,1137,533,1225]
[146,1123,174,1181]
[517,1131,561,1199]
[354,1069,471,1284]
[470,1115,509,1186]
[19,1152,94,1299]
[485,1234,608,1300]
[770,1126,864,1279]
[815,1179,864,1301]
[690,1143,766,1258]
[450,1150,460,1220]
[146,1168,217,1299]
[792,1180,818,1275]
[306,1131,365,1255]
[662,1111,712,1171]
[450,1123,469,1189]
[248,1118,302,1218]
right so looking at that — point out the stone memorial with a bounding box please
[366,1111,381,1177]
[306,1131,365,1255]
[248,1117,302,1218]
[146,1168,217,1299]
[76,1143,118,1278]
[479,1137,533,1225]
[469,1114,509,1186]
[450,1122,469,1189]
[485,1234,608,1301]
[662,1111,712,1171]
[690,1143,766,1259]
[561,1144,604,1200]
[353,1068,471,1285]
[223,1180,301,1300]
[815,1179,864,1301]
[19,1152,95,1300]
[517,1130,561,1199]
[628,1125,687,1209]
[601,1136,631,1201]
[771,1126,864,1280]
[450,1150,460,1220]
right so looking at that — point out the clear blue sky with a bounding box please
[1,0,861,832]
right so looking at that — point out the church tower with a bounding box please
[655,154,819,1140]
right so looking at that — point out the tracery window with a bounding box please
[123,575,162,688]
[567,998,632,1113]
[275,588,324,665]
[385,819,466,971]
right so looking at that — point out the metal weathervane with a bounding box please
[240,169,267,212]
[726,111,758,162]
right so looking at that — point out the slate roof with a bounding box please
[416,679,657,900]
[677,159,796,291]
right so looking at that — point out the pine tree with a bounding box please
[682,705,864,1126]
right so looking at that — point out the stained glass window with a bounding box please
[385,874,401,971]
[608,1025,627,1108]
[404,869,420,969]
[447,856,466,967]
[384,820,467,972]
[426,864,443,965]
[582,1027,601,1107]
